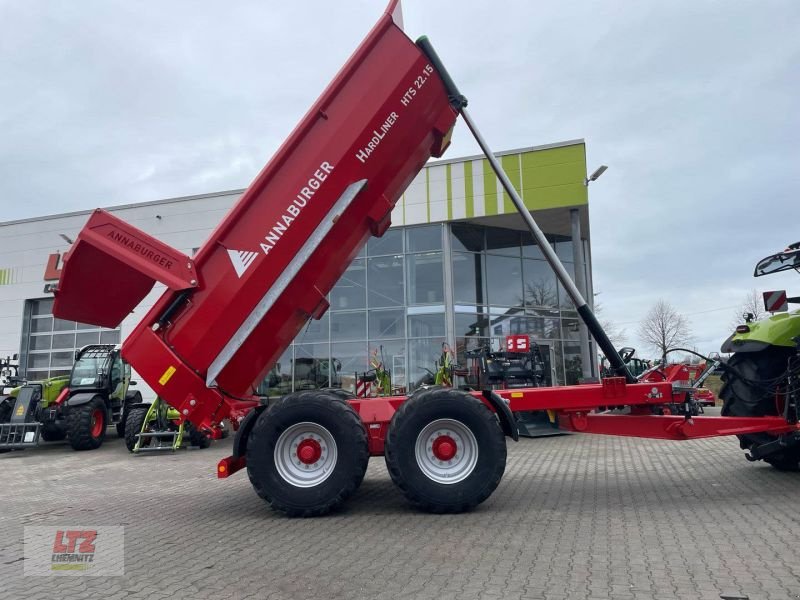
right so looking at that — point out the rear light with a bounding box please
[54,387,69,405]
[736,325,750,334]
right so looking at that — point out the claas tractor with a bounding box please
[0,344,141,451]
[718,241,800,470]
[49,1,800,517]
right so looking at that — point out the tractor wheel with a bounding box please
[246,390,369,517]
[117,392,142,438]
[385,388,507,513]
[124,406,151,452]
[187,423,211,449]
[66,397,107,451]
[40,425,66,442]
[0,398,12,453]
[720,347,800,471]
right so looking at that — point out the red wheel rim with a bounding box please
[432,435,457,461]
[90,408,104,438]
[296,438,322,465]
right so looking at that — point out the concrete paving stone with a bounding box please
[2,431,799,599]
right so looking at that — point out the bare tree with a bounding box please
[637,299,692,362]
[729,288,765,328]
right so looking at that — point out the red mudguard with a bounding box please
[53,0,458,428]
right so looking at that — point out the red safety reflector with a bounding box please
[54,386,70,405]
[736,325,750,334]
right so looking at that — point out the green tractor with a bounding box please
[720,241,800,470]
[0,344,141,451]
[123,396,213,453]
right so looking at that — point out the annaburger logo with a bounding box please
[106,230,174,269]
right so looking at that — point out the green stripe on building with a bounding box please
[482,158,498,216]
[501,154,521,214]
[464,161,474,218]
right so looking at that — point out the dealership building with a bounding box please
[0,140,595,399]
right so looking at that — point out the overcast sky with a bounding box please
[1,0,798,357]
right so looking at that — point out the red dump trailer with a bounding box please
[53,1,799,516]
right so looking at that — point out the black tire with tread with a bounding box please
[246,391,368,517]
[720,347,800,471]
[66,396,107,451]
[124,406,151,452]
[117,392,142,438]
[187,422,211,449]
[0,398,12,453]
[385,388,507,513]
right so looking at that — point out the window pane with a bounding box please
[77,321,98,331]
[485,227,521,256]
[296,313,329,344]
[454,311,489,338]
[50,351,74,368]
[30,317,53,333]
[29,335,51,351]
[406,252,443,304]
[521,232,546,259]
[332,341,369,390]
[330,259,365,311]
[28,353,51,369]
[367,228,403,256]
[562,317,580,341]
[408,313,445,337]
[258,348,292,396]
[330,312,366,341]
[557,261,577,309]
[486,255,523,307]
[99,330,121,344]
[31,299,54,316]
[53,318,76,332]
[293,343,332,390]
[408,338,444,390]
[451,252,485,305]
[450,223,484,252]
[406,225,442,252]
[563,342,583,385]
[369,309,405,339]
[369,339,406,392]
[554,239,575,262]
[52,333,76,349]
[523,259,558,308]
[76,331,99,347]
[367,255,404,308]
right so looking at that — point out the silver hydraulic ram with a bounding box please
[417,36,636,383]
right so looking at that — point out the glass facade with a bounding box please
[257,222,590,396]
[21,298,121,379]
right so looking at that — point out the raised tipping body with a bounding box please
[54,1,457,429]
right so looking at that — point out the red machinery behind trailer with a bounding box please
[53,1,798,516]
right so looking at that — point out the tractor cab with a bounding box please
[69,344,130,397]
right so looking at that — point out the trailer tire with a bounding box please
[67,396,107,451]
[720,347,799,471]
[124,406,151,452]
[385,388,506,513]
[246,391,368,517]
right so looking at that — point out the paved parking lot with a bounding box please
[2,421,799,600]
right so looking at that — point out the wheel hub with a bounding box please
[297,438,322,464]
[432,435,457,461]
[415,419,479,484]
[274,422,338,488]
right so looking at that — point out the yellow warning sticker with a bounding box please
[16,404,24,416]
[159,366,177,386]
[511,392,523,398]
